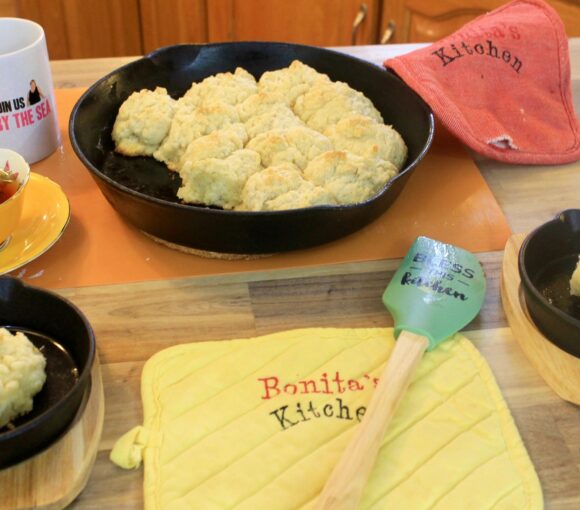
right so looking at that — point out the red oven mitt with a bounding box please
[385,0,580,164]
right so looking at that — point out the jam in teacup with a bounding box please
[0,161,19,204]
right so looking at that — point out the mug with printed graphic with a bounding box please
[0,18,60,164]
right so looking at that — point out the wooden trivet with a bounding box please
[142,231,272,260]
[501,233,580,405]
[0,357,104,509]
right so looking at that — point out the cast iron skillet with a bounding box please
[0,276,95,469]
[69,42,434,254]
[519,209,580,358]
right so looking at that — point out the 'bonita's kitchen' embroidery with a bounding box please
[259,372,378,431]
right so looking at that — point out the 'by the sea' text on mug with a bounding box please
[0,18,60,164]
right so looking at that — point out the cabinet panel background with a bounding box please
[3,0,580,58]
[381,0,580,44]
[206,0,380,46]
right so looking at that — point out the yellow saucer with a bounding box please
[1,173,70,275]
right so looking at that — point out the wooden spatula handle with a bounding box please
[314,331,429,510]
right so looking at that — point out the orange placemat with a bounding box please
[12,89,511,289]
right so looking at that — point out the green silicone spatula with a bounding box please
[315,236,486,510]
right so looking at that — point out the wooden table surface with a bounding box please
[45,42,580,509]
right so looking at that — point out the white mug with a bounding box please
[0,18,60,164]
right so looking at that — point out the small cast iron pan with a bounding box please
[69,42,434,254]
[519,209,580,358]
[0,277,95,469]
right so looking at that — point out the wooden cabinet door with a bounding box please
[0,0,17,16]
[139,0,208,54]
[380,0,499,44]
[549,0,580,37]
[207,0,380,46]
[381,0,580,44]
[16,0,142,59]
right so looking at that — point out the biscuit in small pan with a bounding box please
[571,256,580,297]
[0,328,46,429]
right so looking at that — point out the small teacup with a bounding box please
[0,148,30,248]
[0,18,60,163]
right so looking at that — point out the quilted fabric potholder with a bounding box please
[111,328,543,510]
[385,0,580,164]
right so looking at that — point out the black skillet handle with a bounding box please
[557,209,580,234]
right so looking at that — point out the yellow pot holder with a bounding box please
[111,328,543,510]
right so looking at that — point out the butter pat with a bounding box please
[571,256,580,296]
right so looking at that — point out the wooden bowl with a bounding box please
[518,209,580,358]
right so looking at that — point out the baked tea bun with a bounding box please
[112,87,176,157]
[112,60,407,210]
